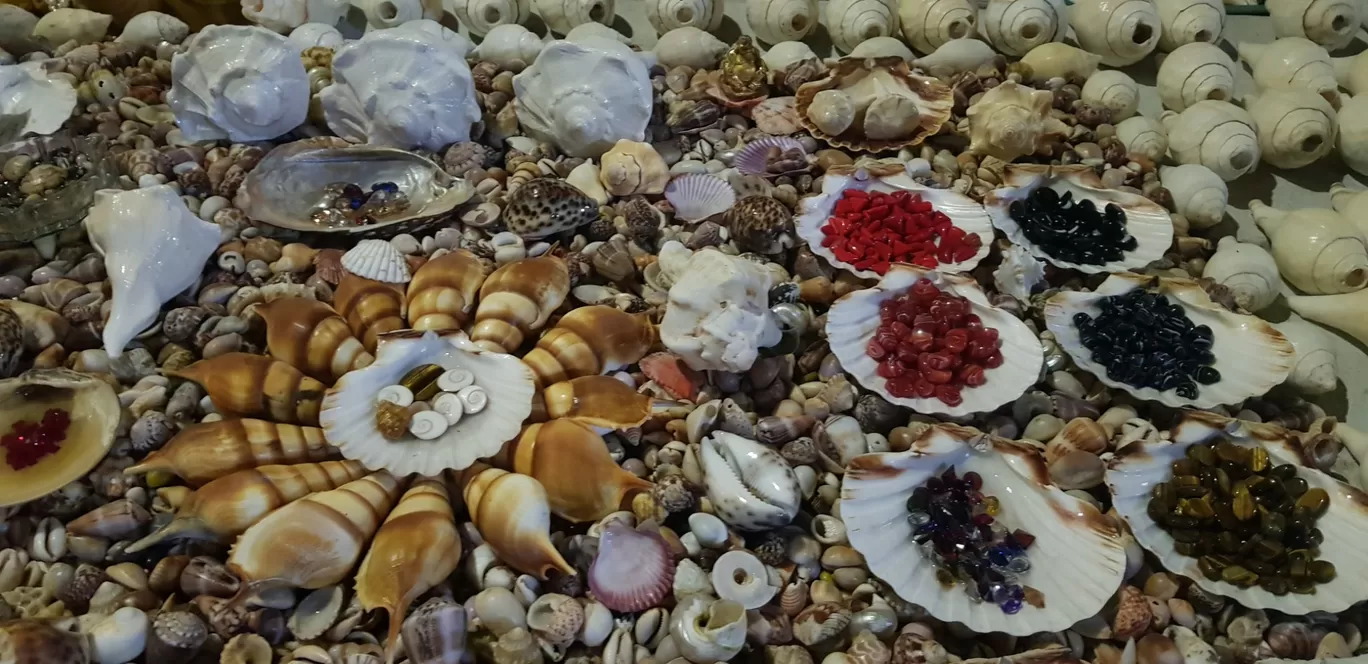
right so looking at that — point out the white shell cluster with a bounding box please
[377,368,487,440]
[167,25,310,143]
[512,37,653,157]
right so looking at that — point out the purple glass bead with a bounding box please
[1001,598,1023,614]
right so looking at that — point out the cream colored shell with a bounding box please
[746,0,820,43]
[1114,115,1168,161]
[980,0,1067,57]
[1201,236,1280,312]
[1156,41,1235,111]
[825,0,898,53]
[1269,0,1361,51]
[1154,0,1223,51]
[849,36,915,60]
[1081,69,1139,120]
[1018,42,1101,82]
[598,139,669,196]
[1070,0,1161,66]
[912,38,998,73]
[898,0,977,54]
[1330,182,1368,238]
[1287,287,1368,348]
[1159,163,1227,229]
[965,80,1069,160]
[1337,94,1368,176]
[1251,200,1368,294]
[359,0,442,30]
[1237,38,1341,108]
[1333,51,1368,96]
[1245,88,1337,169]
[1272,314,1339,394]
[1160,99,1259,181]
[453,0,533,36]
[536,0,615,35]
[646,0,724,33]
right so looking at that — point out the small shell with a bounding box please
[735,137,809,177]
[793,602,851,645]
[1159,164,1228,229]
[710,550,776,609]
[288,585,345,640]
[526,593,584,647]
[342,239,412,284]
[587,522,675,611]
[1201,236,1280,312]
[1115,116,1170,162]
[701,431,802,531]
[664,173,737,222]
[1273,315,1339,395]
[1082,70,1140,121]
[600,140,670,197]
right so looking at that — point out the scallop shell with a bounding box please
[826,264,1044,417]
[1108,410,1368,614]
[841,423,1127,635]
[1043,272,1295,408]
[341,239,412,284]
[794,57,954,153]
[664,174,737,223]
[734,136,809,177]
[795,165,994,278]
[319,330,535,475]
[984,164,1174,274]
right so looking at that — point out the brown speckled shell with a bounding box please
[503,178,600,239]
[726,196,794,255]
[794,57,953,153]
[0,304,22,379]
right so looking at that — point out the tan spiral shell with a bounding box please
[535,375,654,429]
[492,420,654,523]
[124,419,335,485]
[453,463,575,579]
[470,256,570,353]
[171,353,325,425]
[521,305,656,388]
[257,296,374,385]
[406,249,488,332]
[334,273,408,354]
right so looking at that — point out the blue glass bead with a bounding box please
[349,198,363,209]
[988,583,1009,604]
[1001,598,1023,614]
[1008,584,1024,601]
[372,181,399,193]
[987,546,1011,567]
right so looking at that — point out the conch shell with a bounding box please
[171,353,325,425]
[599,140,669,197]
[520,305,656,388]
[492,419,654,522]
[124,419,336,486]
[795,56,954,153]
[406,249,488,332]
[453,464,576,579]
[471,256,570,353]
[1201,236,1280,312]
[966,80,1069,161]
[257,297,374,385]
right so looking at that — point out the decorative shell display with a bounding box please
[0,369,119,507]
[471,24,544,67]
[984,165,1173,273]
[167,25,310,143]
[1269,0,1361,51]
[234,138,476,236]
[1160,100,1259,181]
[1201,236,1281,313]
[794,57,953,153]
[1250,200,1368,294]
[1081,69,1139,121]
[842,424,1127,634]
[342,239,412,284]
[455,0,533,36]
[536,0,616,35]
[1044,273,1296,408]
[1109,411,1368,613]
[320,330,536,475]
[1158,163,1227,229]
[965,81,1069,160]
[240,0,349,34]
[795,165,994,277]
[898,0,977,55]
[659,248,782,372]
[1070,0,1161,66]
[1156,41,1235,112]
[746,0,819,44]
[0,64,77,137]
[512,37,652,158]
[1273,314,1339,394]
[980,0,1067,57]
[1236,38,1341,108]
[1154,0,1223,50]
[1245,89,1337,169]
[1114,116,1168,161]
[825,0,899,54]
[647,0,724,33]
[1018,42,1101,82]
[826,265,1044,417]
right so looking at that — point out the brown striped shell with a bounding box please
[257,297,374,385]
[172,354,326,425]
[520,305,656,388]
[333,273,407,354]
[470,256,570,353]
[123,419,336,485]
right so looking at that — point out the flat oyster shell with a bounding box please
[0,64,76,137]
[512,37,652,157]
[795,56,953,153]
[1044,272,1295,408]
[234,137,475,237]
[0,369,120,507]
[167,25,309,142]
[842,423,1127,635]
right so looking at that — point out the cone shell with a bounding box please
[493,420,654,522]
[794,57,954,153]
[454,464,575,579]
[172,353,325,425]
[471,256,571,353]
[257,297,374,385]
[123,419,336,486]
[334,273,407,354]
[228,471,402,590]
[407,249,488,332]
[841,424,1127,635]
[1044,272,1295,408]
[521,305,657,388]
[537,375,654,429]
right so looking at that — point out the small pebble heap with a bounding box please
[868,280,1003,406]
[1008,187,1137,265]
[1,407,71,470]
[375,365,487,441]
[821,189,982,274]
[310,181,410,228]
[1074,288,1219,399]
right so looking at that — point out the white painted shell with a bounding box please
[1115,115,1168,161]
[980,0,1067,56]
[1108,411,1368,614]
[647,0,724,33]
[536,0,615,35]
[116,11,189,47]
[826,265,1044,417]
[841,424,1127,635]
[241,0,349,34]
[1159,164,1227,229]
[710,550,777,609]
[700,431,802,531]
[795,167,994,278]
[1251,200,1368,295]
[1246,89,1337,169]
[1019,42,1102,81]
[747,0,820,43]
[320,330,536,475]
[0,64,76,137]
[360,0,442,30]
[825,0,898,53]
[1334,51,1368,96]
[671,595,747,663]
[984,164,1173,274]
[1081,69,1139,121]
[1160,100,1259,181]
[654,26,728,69]
[1154,0,1223,51]
[1201,236,1280,312]
[993,243,1046,303]
[664,173,736,222]
[1270,0,1361,51]
[1273,315,1339,394]
[512,38,652,158]
[167,25,309,143]
[1157,42,1235,111]
[341,239,411,284]
[1237,38,1341,108]
[899,0,977,54]
[472,24,544,66]
[288,22,344,48]
[1044,272,1296,408]
[1071,0,1161,66]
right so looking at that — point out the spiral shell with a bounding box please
[1237,38,1340,108]
[898,0,976,54]
[454,0,534,36]
[825,0,898,53]
[406,249,488,332]
[747,0,820,43]
[1071,0,1161,66]
[334,273,407,354]
[1161,100,1259,181]
[521,305,656,388]
[1081,70,1139,121]
[1273,315,1339,394]
[453,464,575,579]
[257,297,374,385]
[1114,116,1169,161]
[535,0,615,34]
[1270,0,1360,50]
[492,419,654,522]
[1155,0,1224,50]
[527,593,585,647]
[647,0,724,32]
[1159,163,1228,230]
[0,620,90,664]
[172,353,325,425]
[981,0,1067,56]
[471,256,570,353]
[1247,88,1337,169]
[1251,200,1368,294]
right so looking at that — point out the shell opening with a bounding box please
[791,15,809,31]
[589,2,606,21]
[675,6,694,22]
[862,24,882,40]
[1320,90,1342,108]
[1206,88,1227,101]
[1194,29,1212,42]
[1302,135,1325,153]
[1332,14,1350,30]
[1228,148,1253,171]
[1131,23,1153,44]
[948,20,970,39]
[483,5,502,23]
[732,568,752,585]
[1345,267,1368,290]
[376,0,399,19]
[1020,23,1041,39]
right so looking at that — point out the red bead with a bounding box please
[867,340,888,360]
[935,385,963,407]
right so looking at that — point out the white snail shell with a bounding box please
[459,385,489,414]
[1160,100,1259,181]
[1273,315,1339,395]
[1081,69,1139,121]
[438,369,476,392]
[747,0,819,43]
[1201,236,1281,313]
[980,0,1067,57]
[1159,164,1227,230]
[898,0,977,54]
[1115,116,1168,161]
[1269,0,1361,51]
[825,0,898,53]
[1071,0,1161,66]
[1154,0,1224,51]
[1245,89,1337,169]
[378,384,415,407]
[432,392,466,425]
[1156,41,1235,111]
[646,0,724,33]
[409,410,450,440]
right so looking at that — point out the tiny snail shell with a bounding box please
[410,410,450,440]
[459,385,489,414]
[433,392,466,426]
[710,550,776,609]
[378,385,415,407]
[438,369,475,392]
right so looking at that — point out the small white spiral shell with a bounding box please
[825,0,899,53]
[432,392,466,425]
[1071,0,1161,66]
[409,410,450,439]
[647,0,724,33]
[1160,99,1259,181]
[898,0,977,54]
[1247,89,1337,169]
[1156,41,1235,111]
[1270,0,1361,51]
[458,385,489,414]
[1274,315,1339,394]
[746,0,819,43]
[378,384,415,407]
[1159,163,1228,230]
[1081,69,1139,120]
[1114,116,1168,161]
[1202,236,1280,312]
[1155,0,1223,51]
[453,0,533,36]
[980,0,1067,56]
[437,369,475,392]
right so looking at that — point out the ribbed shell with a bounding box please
[171,353,325,425]
[794,58,953,153]
[520,305,656,388]
[981,0,1068,56]
[257,297,374,385]
[898,0,977,54]
[492,420,654,522]
[825,0,898,53]
[123,419,336,486]
[471,256,570,353]
[746,0,819,43]
[663,173,736,223]
[342,239,412,284]
[734,136,808,177]
[334,273,408,354]
[406,249,488,332]
[455,464,576,579]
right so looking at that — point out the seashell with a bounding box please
[146,610,208,662]
[342,240,412,284]
[1237,38,1340,108]
[600,140,670,197]
[1271,315,1340,395]
[493,419,653,522]
[513,38,651,157]
[727,195,795,255]
[660,248,782,372]
[256,297,374,384]
[221,633,272,664]
[1159,164,1227,229]
[1251,200,1368,294]
[796,58,953,152]
[1201,236,1280,312]
[332,273,407,355]
[843,424,1126,634]
[527,593,584,647]
[287,586,344,641]
[0,619,91,663]
[647,0,724,32]
[898,0,977,54]
[521,304,654,388]
[735,136,809,177]
[1245,89,1337,169]
[846,36,914,63]
[993,243,1046,303]
[288,23,344,49]
[701,431,802,531]
[359,0,444,29]
[1071,0,1160,66]
[711,550,776,609]
[32,8,110,47]
[66,499,150,539]
[793,602,851,646]
[1045,272,1295,408]
[1339,95,1368,176]
[171,353,325,425]
[405,249,487,332]
[664,174,736,222]
[85,186,221,358]
[472,25,543,69]
[454,464,576,579]
[1270,0,1360,50]
[242,0,348,33]
[179,556,241,598]
[654,26,728,69]
[475,586,527,635]
[0,64,77,138]
[671,595,748,662]
[504,178,600,240]
[1020,42,1103,81]
[825,0,898,53]
[1155,0,1224,51]
[536,0,615,34]
[472,256,571,353]
[748,0,820,43]
[0,370,118,507]
[965,81,1070,161]
[403,597,468,664]
[981,0,1066,56]
[1081,70,1139,121]
[1157,42,1236,112]
[168,25,308,142]
[813,414,870,472]
[1160,100,1259,181]
[124,419,335,486]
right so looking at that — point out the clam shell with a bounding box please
[341,239,412,284]
[664,174,736,223]
[320,330,535,475]
[1043,272,1295,408]
[841,424,1127,635]
[826,265,1044,417]
[733,136,808,177]
[1107,411,1368,614]
[0,369,119,507]
[795,166,994,277]
[794,57,953,153]
[984,164,1173,274]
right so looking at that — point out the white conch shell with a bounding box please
[241,0,349,34]
[842,424,1127,635]
[1081,69,1139,121]
[1245,89,1337,169]
[564,21,629,44]
[670,595,747,663]
[341,239,412,284]
[536,0,615,35]
[0,5,39,55]
[965,80,1069,160]
[450,0,531,35]
[116,11,188,47]
[660,248,782,372]
[647,0,724,33]
[1237,38,1341,108]
[1273,314,1339,394]
[1251,199,1368,294]
[1018,42,1101,82]
[993,242,1046,303]
[1270,0,1361,51]
[0,64,76,137]
[654,26,728,69]
[709,551,776,609]
[1160,164,1227,229]
[289,22,344,48]
[825,0,899,53]
[360,0,443,30]
[32,8,110,47]
[83,186,222,358]
[1338,94,1368,176]
[513,38,651,158]
[747,0,820,43]
[1156,42,1234,112]
[899,0,978,54]
[1071,0,1160,66]
[599,139,669,196]
[1286,288,1368,348]
[700,431,801,532]
[849,36,915,61]
[1201,236,1280,312]
[168,25,309,142]
[1331,182,1368,237]
[321,330,536,475]
[911,38,997,74]
[1154,0,1223,51]
[1160,100,1259,181]
[472,24,544,67]
[1114,115,1168,161]
[980,0,1067,56]
[321,21,480,151]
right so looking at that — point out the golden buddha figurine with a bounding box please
[718,36,770,100]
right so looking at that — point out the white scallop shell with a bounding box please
[1108,411,1368,614]
[320,330,536,475]
[664,174,737,223]
[341,239,412,284]
[841,424,1128,635]
[1043,272,1296,409]
[984,164,1173,274]
[795,167,994,278]
[0,64,77,137]
[700,431,802,532]
[734,136,808,177]
[825,265,1044,417]
[167,25,309,143]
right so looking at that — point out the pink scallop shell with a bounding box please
[733,136,808,177]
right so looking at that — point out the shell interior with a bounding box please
[1043,272,1295,408]
[0,369,120,507]
[794,57,954,153]
[825,264,1044,417]
[984,165,1173,274]
[841,424,1128,635]
[733,136,809,177]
